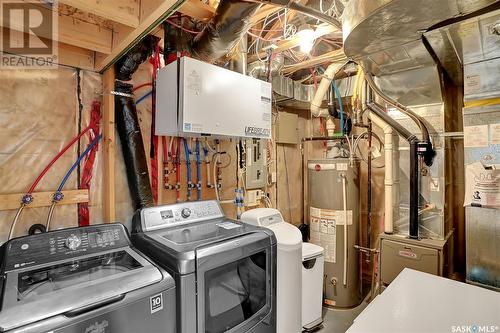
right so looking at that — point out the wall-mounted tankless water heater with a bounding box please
[155,57,272,139]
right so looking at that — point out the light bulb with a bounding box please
[297,26,315,54]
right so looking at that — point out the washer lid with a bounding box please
[302,242,324,260]
[267,222,302,249]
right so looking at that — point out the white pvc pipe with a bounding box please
[392,133,400,225]
[342,174,348,286]
[310,63,345,117]
[367,111,398,234]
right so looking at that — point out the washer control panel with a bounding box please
[4,224,129,271]
[142,200,225,231]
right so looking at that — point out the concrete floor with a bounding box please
[314,302,369,333]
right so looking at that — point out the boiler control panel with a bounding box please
[4,224,129,271]
[141,200,225,231]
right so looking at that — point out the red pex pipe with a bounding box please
[133,82,153,92]
[28,126,91,194]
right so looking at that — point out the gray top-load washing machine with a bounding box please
[132,200,277,333]
[0,223,176,333]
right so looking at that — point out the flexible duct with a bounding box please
[115,81,154,210]
[190,0,261,62]
[310,62,346,117]
[114,36,159,210]
[115,36,159,81]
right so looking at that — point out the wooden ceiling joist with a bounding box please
[251,5,281,25]
[178,0,216,20]
[0,5,113,54]
[95,0,184,72]
[1,27,95,71]
[58,0,141,28]
[263,0,308,40]
[281,48,346,75]
[248,23,339,62]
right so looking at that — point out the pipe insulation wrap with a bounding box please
[114,81,154,210]
[190,0,261,62]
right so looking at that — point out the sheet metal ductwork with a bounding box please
[114,36,159,210]
[189,0,261,62]
[342,0,497,239]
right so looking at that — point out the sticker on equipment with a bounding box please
[150,294,163,314]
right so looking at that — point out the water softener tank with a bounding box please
[308,158,360,308]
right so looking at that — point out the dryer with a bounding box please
[132,200,277,333]
[0,223,176,333]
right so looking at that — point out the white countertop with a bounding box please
[347,268,500,333]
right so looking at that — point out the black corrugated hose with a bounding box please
[114,36,159,210]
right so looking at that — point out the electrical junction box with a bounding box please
[245,138,268,189]
[276,111,298,144]
[155,56,272,139]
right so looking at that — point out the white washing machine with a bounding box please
[302,242,324,331]
[241,208,302,333]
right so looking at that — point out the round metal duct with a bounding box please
[342,0,498,59]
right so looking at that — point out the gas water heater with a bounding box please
[308,158,360,308]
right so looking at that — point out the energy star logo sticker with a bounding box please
[1,0,58,68]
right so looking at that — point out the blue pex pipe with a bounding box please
[195,139,202,201]
[183,138,192,200]
[57,134,102,192]
[136,91,152,105]
[331,80,344,135]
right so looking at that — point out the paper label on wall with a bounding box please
[464,162,500,209]
[310,207,353,263]
[464,74,481,95]
[490,123,500,145]
[464,125,489,148]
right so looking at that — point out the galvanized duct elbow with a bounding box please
[189,0,261,62]
[114,36,159,210]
